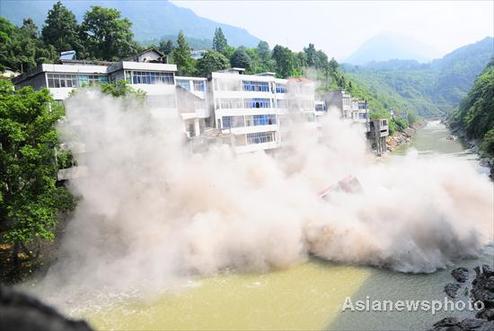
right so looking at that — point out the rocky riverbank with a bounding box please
[449,124,494,178]
[386,121,425,152]
[428,265,494,331]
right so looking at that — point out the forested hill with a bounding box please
[450,59,494,158]
[0,0,260,47]
[343,37,494,117]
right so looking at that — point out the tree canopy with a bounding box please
[0,80,74,260]
[230,47,251,70]
[212,27,228,54]
[41,1,83,55]
[80,6,138,61]
[197,50,229,76]
[172,31,196,76]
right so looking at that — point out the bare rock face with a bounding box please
[452,267,470,283]
[445,283,462,298]
[429,265,494,331]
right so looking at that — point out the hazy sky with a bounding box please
[171,0,494,61]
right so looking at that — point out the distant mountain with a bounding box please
[345,33,437,65]
[0,0,260,48]
[343,37,494,117]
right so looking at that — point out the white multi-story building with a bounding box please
[12,50,320,154]
[210,68,288,153]
[175,76,209,137]
[13,49,178,107]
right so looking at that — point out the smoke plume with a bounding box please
[36,89,493,300]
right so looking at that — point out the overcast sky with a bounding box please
[170,0,494,61]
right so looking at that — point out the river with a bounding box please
[83,121,493,331]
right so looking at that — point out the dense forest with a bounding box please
[449,59,494,158]
[343,37,494,117]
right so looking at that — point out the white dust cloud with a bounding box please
[37,89,493,299]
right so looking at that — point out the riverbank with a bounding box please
[386,121,426,152]
[429,265,494,331]
[449,124,494,177]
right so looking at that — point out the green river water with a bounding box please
[84,121,493,331]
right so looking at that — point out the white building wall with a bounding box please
[210,71,287,153]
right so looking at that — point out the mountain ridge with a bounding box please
[343,37,494,117]
[0,0,260,48]
[345,33,437,65]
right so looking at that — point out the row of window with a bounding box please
[125,70,174,85]
[242,81,270,92]
[47,74,108,88]
[275,85,287,93]
[216,98,274,109]
[245,98,271,108]
[176,79,206,92]
[222,114,277,129]
[246,131,275,145]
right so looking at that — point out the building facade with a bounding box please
[323,90,369,129]
[210,69,289,153]
[12,50,324,154]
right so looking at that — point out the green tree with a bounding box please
[315,50,328,69]
[328,57,339,73]
[272,45,295,78]
[172,31,196,75]
[80,6,138,61]
[212,27,228,54]
[230,47,251,70]
[304,43,317,67]
[196,50,229,76]
[159,40,174,56]
[0,80,74,271]
[42,1,83,55]
[257,41,271,62]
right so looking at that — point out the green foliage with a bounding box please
[304,43,317,67]
[0,80,74,245]
[272,45,295,78]
[230,47,251,70]
[196,50,229,76]
[480,129,494,157]
[158,40,174,56]
[344,38,493,117]
[80,6,138,61]
[41,1,83,55]
[0,17,57,73]
[99,80,145,98]
[172,31,196,76]
[212,27,228,54]
[451,60,494,157]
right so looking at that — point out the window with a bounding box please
[359,113,367,119]
[244,98,270,109]
[193,80,206,91]
[217,98,243,109]
[131,71,174,85]
[47,73,78,88]
[176,79,190,90]
[242,81,270,92]
[222,116,245,128]
[275,84,287,93]
[251,115,276,126]
[246,132,275,144]
[47,73,107,88]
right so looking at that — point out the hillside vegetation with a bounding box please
[343,37,494,117]
[450,59,494,157]
[0,0,260,47]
